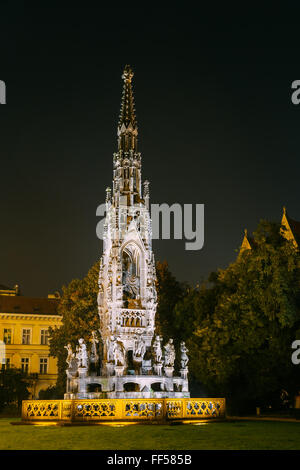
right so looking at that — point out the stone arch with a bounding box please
[121,241,142,300]
[124,382,140,392]
[151,382,164,392]
[127,350,135,373]
[87,383,102,393]
[173,382,182,392]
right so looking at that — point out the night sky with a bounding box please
[1,6,300,297]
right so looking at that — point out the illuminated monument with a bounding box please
[64,66,190,399]
[21,66,225,423]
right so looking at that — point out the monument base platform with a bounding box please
[21,397,226,424]
[65,373,190,400]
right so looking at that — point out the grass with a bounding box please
[0,418,300,450]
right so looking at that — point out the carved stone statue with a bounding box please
[164,338,175,367]
[76,338,88,368]
[64,343,74,368]
[180,341,189,369]
[122,251,140,299]
[107,281,112,301]
[114,339,126,366]
[153,335,163,363]
[133,335,146,361]
[106,335,116,363]
[147,314,155,331]
[90,331,99,363]
[98,284,104,303]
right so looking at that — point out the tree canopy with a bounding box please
[0,367,32,411]
[49,261,99,394]
[155,260,187,341]
[180,220,300,412]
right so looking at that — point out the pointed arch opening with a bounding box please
[122,242,141,300]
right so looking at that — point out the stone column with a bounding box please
[77,367,88,395]
[164,366,174,378]
[115,365,125,377]
[153,362,163,376]
[106,363,115,376]
[180,368,188,380]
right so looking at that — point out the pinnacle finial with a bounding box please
[283,206,286,215]
[118,65,137,151]
[122,65,134,82]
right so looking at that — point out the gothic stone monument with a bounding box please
[64,66,190,399]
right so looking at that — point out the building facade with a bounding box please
[0,285,62,398]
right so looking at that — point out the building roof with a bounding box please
[0,295,60,315]
[281,207,300,247]
[239,229,256,254]
[286,215,300,239]
[240,207,300,255]
[0,284,13,291]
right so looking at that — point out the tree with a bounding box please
[0,367,32,411]
[183,220,300,413]
[155,260,187,342]
[49,261,100,393]
[38,385,59,399]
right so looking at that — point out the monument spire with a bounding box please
[113,65,142,206]
[118,65,138,152]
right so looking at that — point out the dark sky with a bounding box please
[1,5,300,297]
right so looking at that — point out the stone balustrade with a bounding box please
[21,398,226,423]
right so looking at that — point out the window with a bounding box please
[40,329,49,345]
[22,329,31,345]
[21,358,29,373]
[39,358,48,374]
[2,358,10,370]
[3,329,12,344]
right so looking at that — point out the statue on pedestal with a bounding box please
[134,335,146,361]
[77,338,88,368]
[106,335,116,363]
[114,339,126,366]
[90,331,99,363]
[152,336,163,376]
[122,251,140,299]
[64,344,74,368]
[180,341,189,369]
[64,343,78,373]
[153,335,163,363]
[164,339,175,367]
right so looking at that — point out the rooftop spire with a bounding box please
[118,65,138,151]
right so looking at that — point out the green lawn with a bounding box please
[0,418,300,450]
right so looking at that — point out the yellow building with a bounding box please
[0,284,62,398]
[240,206,300,254]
